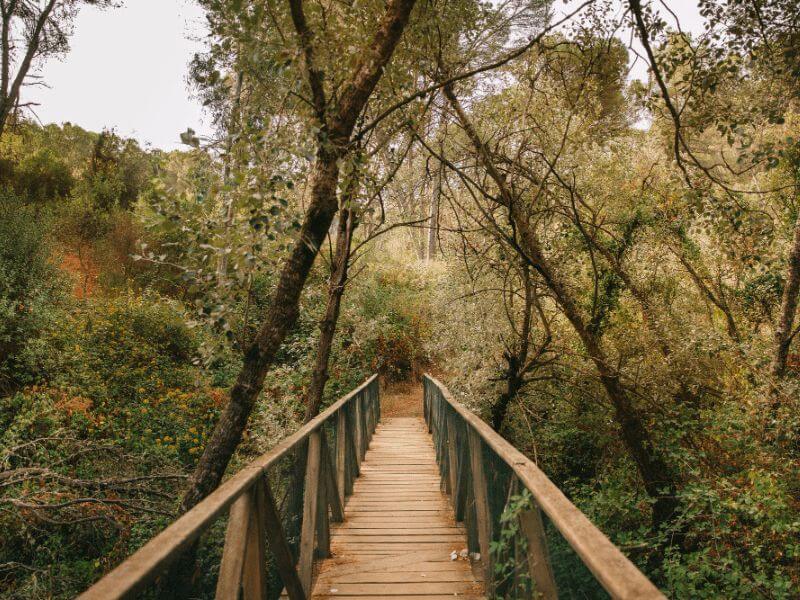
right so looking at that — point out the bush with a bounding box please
[0,196,68,397]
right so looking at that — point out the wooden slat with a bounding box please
[519,502,558,600]
[261,479,306,600]
[215,491,251,598]
[242,484,268,600]
[467,428,493,590]
[299,431,322,594]
[336,409,346,504]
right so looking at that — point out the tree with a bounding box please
[0,0,116,138]
[178,0,419,515]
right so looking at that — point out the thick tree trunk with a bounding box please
[178,0,418,516]
[771,213,800,378]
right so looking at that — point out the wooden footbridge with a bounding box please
[79,375,664,599]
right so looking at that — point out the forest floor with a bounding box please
[380,380,423,418]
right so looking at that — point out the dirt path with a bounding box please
[380,381,423,418]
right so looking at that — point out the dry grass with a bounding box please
[380,380,423,417]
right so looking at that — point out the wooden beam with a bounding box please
[242,484,268,600]
[520,503,558,600]
[468,427,493,591]
[260,479,305,600]
[336,409,346,503]
[298,431,322,594]
[354,396,363,469]
[215,490,251,598]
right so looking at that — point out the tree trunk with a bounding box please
[178,0,418,516]
[427,159,441,260]
[304,208,356,422]
[444,84,681,529]
[771,213,800,378]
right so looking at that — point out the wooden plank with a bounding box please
[298,431,322,594]
[311,417,485,600]
[336,409,346,504]
[215,490,251,599]
[468,428,493,590]
[260,480,305,600]
[519,503,558,600]
[242,484,268,600]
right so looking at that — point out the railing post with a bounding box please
[446,411,459,504]
[298,431,321,595]
[468,427,493,591]
[520,502,558,600]
[336,408,346,504]
[215,491,251,599]
[353,395,363,470]
[260,479,306,600]
[242,483,268,600]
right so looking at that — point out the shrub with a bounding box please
[0,196,68,397]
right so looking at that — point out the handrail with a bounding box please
[79,374,380,600]
[423,374,665,600]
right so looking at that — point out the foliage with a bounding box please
[0,195,68,397]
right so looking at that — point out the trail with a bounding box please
[380,381,423,418]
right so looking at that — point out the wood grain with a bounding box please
[311,417,484,599]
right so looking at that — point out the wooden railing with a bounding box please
[423,375,665,600]
[79,374,380,600]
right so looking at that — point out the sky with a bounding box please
[24,0,211,151]
[22,0,704,151]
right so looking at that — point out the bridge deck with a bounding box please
[311,417,485,599]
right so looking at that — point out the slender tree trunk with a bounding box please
[427,159,441,260]
[771,213,800,378]
[304,207,356,421]
[444,84,681,528]
[217,70,245,287]
[674,247,741,345]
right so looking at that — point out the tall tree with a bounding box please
[178,0,419,514]
[0,0,114,138]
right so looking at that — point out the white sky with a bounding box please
[22,0,704,151]
[24,0,211,151]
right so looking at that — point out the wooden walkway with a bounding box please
[80,376,664,600]
[311,417,485,599]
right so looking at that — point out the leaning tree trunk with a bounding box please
[284,208,357,549]
[444,83,681,530]
[304,207,356,422]
[178,0,418,517]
